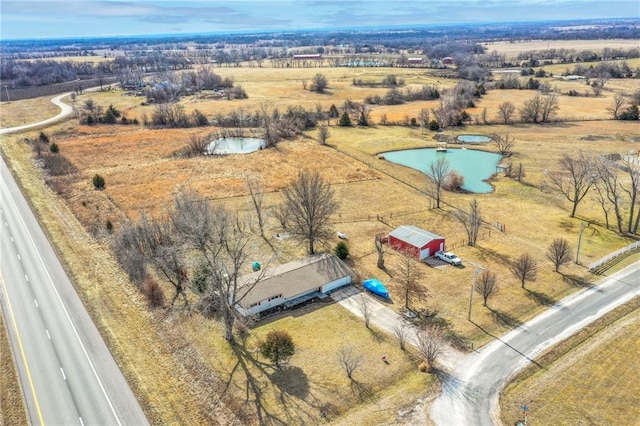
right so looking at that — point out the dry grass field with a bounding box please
[483,39,640,59]
[1,55,639,424]
[0,96,60,128]
[0,312,28,426]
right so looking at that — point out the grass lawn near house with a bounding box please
[0,96,61,128]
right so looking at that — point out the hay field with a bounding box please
[483,39,640,58]
[2,60,640,424]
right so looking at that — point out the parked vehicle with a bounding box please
[435,251,462,266]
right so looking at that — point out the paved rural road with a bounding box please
[0,92,75,135]
[0,151,147,422]
[430,261,640,426]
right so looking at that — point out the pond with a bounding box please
[206,137,265,155]
[382,148,502,193]
[457,134,491,143]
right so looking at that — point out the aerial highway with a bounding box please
[430,260,640,426]
[1,105,147,424]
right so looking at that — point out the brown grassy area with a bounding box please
[0,311,28,426]
[482,39,640,59]
[0,97,60,128]
[1,59,639,424]
[500,296,640,425]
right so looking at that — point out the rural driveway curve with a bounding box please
[0,92,74,135]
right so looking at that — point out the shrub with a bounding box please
[39,131,50,144]
[429,120,440,131]
[338,111,352,127]
[49,142,59,153]
[334,241,349,260]
[259,330,295,369]
[444,170,465,191]
[92,174,106,190]
[142,277,165,308]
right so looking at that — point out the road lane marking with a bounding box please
[79,417,85,426]
[11,236,14,242]
[0,270,45,425]
[34,299,39,308]
[61,368,67,381]
[17,253,21,260]
[3,181,123,426]
[46,329,51,340]
[25,274,29,282]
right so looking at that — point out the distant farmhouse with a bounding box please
[235,253,354,317]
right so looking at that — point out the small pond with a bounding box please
[382,148,502,193]
[457,134,491,143]
[206,137,265,155]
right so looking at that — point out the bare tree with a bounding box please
[496,101,516,124]
[620,159,640,234]
[454,199,482,247]
[540,93,560,123]
[546,238,572,272]
[317,125,330,145]
[415,325,445,372]
[547,152,596,217]
[396,249,427,311]
[392,323,411,350]
[511,253,538,289]
[519,93,543,123]
[357,295,373,329]
[170,190,266,341]
[375,235,385,270]
[245,175,268,240]
[607,92,626,120]
[280,170,338,254]
[475,270,497,306]
[427,157,450,209]
[492,133,515,156]
[337,345,363,380]
[310,73,328,93]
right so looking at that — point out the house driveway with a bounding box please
[330,285,464,369]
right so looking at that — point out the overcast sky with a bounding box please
[1,0,638,40]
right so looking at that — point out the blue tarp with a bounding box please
[363,278,389,299]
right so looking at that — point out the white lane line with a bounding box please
[25,274,29,282]
[34,299,39,308]
[11,236,14,242]
[4,222,7,226]
[46,329,51,340]
[17,254,21,261]
[4,183,123,426]
[61,368,67,381]
[79,417,85,426]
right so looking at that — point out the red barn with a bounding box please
[388,225,445,260]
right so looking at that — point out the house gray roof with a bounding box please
[389,225,444,248]
[237,253,354,308]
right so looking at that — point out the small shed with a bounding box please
[235,253,354,317]
[388,225,445,260]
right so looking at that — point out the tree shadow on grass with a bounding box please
[350,379,373,402]
[561,273,594,289]
[525,289,556,306]
[224,339,332,425]
[432,367,477,403]
[488,307,524,328]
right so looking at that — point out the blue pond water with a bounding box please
[457,135,491,143]
[206,137,265,155]
[383,148,502,193]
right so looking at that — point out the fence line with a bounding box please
[589,240,640,271]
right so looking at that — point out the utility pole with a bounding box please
[467,260,485,321]
[4,85,10,103]
[576,222,587,264]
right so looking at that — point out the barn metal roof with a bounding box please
[389,225,444,248]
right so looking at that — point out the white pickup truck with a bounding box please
[435,251,462,266]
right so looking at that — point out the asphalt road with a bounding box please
[1,139,147,423]
[430,261,640,426]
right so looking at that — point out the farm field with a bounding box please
[0,95,60,128]
[1,59,639,424]
[483,39,640,58]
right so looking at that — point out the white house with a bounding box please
[235,253,354,317]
